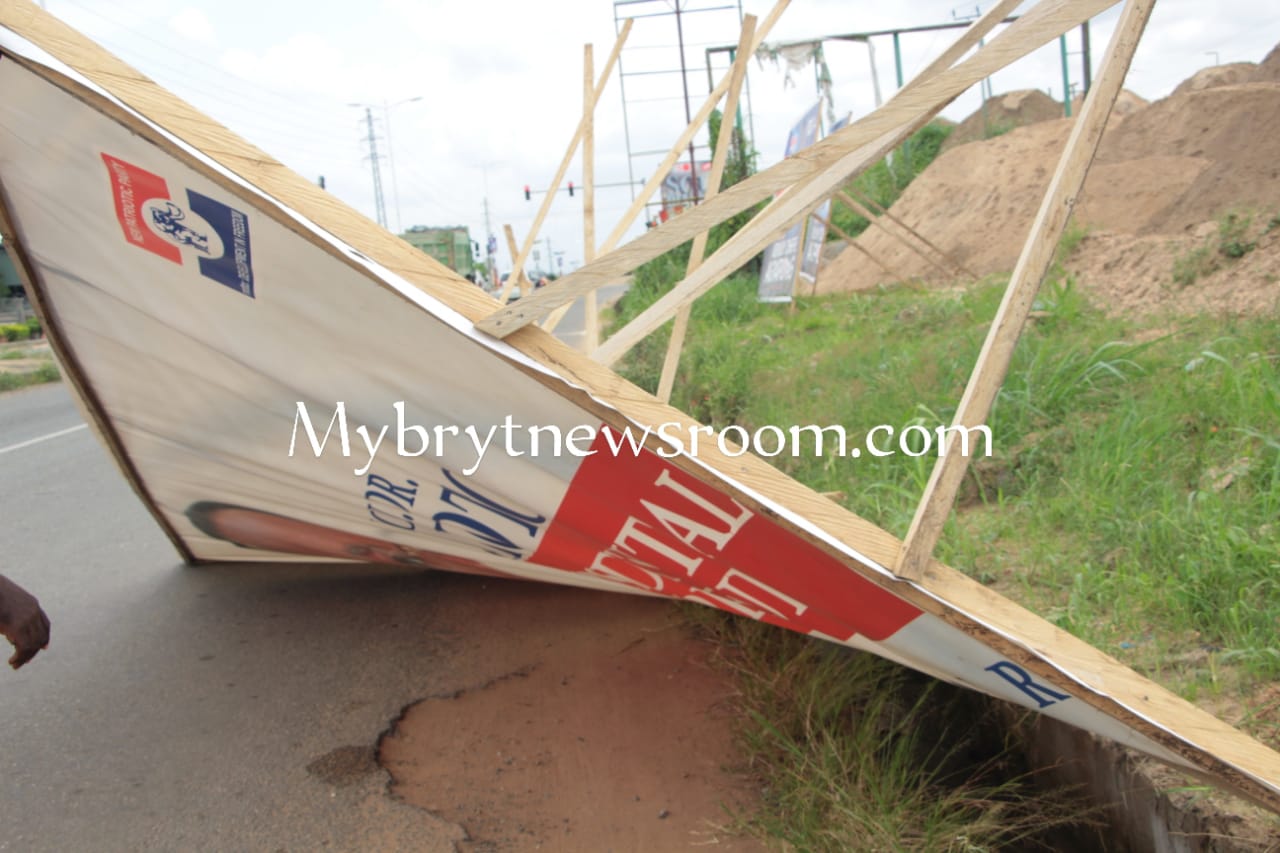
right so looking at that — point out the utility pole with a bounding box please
[356,107,387,229]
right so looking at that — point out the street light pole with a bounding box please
[383,96,423,234]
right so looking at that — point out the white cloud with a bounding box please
[168,7,216,46]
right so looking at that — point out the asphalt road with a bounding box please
[0,296,641,850]
[0,383,481,850]
[508,280,632,351]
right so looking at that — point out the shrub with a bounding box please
[2,323,31,342]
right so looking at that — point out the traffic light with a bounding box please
[568,181,574,197]
[524,185,531,201]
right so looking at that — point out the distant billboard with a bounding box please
[658,159,712,221]
[757,102,822,303]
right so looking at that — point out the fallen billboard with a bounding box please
[0,0,1276,814]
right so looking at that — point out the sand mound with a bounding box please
[1173,62,1259,95]
[938,88,1065,154]
[1257,44,1280,83]
[816,51,1280,319]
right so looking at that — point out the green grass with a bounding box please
[687,607,1097,851]
[1172,208,1266,286]
[618,271,1280,688]
[0,360,60,392]
[609,247,1280,844]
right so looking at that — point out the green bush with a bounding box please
[24,316,41,338]
[2,323,30,342]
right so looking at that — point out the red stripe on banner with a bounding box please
[532,427,921,642]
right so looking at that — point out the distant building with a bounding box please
[399,226,476,280]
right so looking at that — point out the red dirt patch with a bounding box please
[378,582,765,851]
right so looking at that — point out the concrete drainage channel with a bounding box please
[1005,708,1279,852]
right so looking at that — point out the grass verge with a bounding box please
[0,359,60,393]
[609,262,1279,844]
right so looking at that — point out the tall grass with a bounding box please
[614,269,1280,690]
[607,245,1279,844]
[690,608,1095,851]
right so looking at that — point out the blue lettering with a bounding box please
[432,512,523,559]
[366,473,418,531]
[985,661,1072,709]
[439,469,545,539]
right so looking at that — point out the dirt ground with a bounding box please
[816,46,1280,321]
[376,579,768,852]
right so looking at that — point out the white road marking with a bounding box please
[0,423,88,455]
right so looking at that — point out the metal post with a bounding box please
[382,96,422,234]
[673,0,702,205]
[1060,34,1073,116]
[1081,20,1092,93]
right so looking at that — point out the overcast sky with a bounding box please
[38,0,1280,278]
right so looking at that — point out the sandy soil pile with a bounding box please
[817,46,1280,319]
[937,88,1066,153]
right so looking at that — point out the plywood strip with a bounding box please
[896,0,1155,581]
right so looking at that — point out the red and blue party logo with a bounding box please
[102,153,255,298]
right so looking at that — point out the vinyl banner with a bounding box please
[757,102,822,303]
[2,13,1278,812]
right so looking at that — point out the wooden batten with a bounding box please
[499,19,632,303]
[503,224,534,295]
[815,212,905,282]
[896,0,1156,582]
[591,0,791,263]
[836,189,956,279]
[654,15,757,403]
[582,43,599,352]
[850,188,975,279]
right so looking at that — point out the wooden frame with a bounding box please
[476,0,1112,340]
